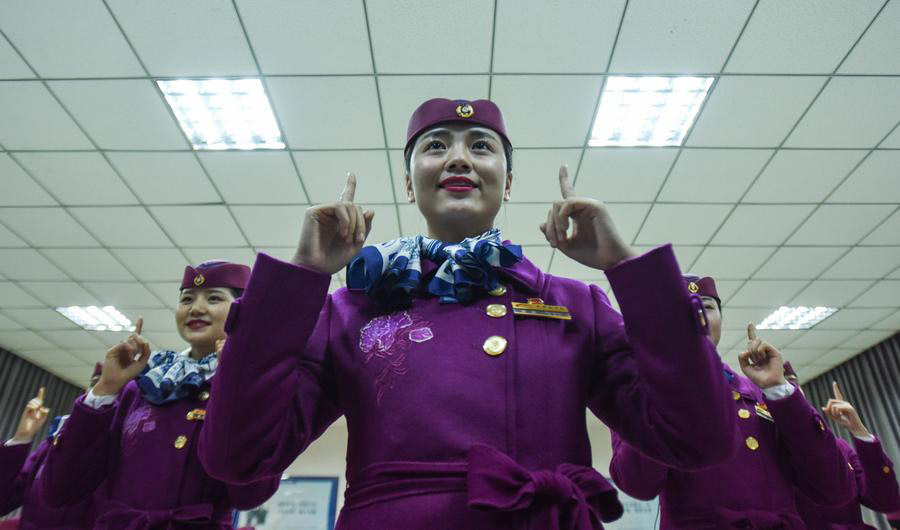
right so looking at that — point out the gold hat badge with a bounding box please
[193,273,205,286]
[688,282,699,293]
[456,103,474,118]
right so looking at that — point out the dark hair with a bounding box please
[403,135,514,175]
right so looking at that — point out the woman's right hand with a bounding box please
[12,387,50,443]
[291,173,375,275]
[93,317,152,397]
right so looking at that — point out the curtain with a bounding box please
[802,332,900,530]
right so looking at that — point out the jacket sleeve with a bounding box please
[608,431,668,501]
[852,436,900,512]
[0,441,33,515]
[766,389,855,506]
[199,253,341,484]
[36,392,126,507]
[588,244,736,471]
[225,476,282,510]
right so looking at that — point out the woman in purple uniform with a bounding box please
[609,275,855,529]
[1,368,104,529]
[200,98,737,529]
[795,380,900,529]
[38,261,279,529]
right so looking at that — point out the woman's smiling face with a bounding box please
[175,287,235,353]
[406,124,512,242]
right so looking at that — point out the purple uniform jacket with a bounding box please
[1,438,97,529]
[609,365,856,529]
[1,442,30,499]
[796,436,900,529]
[36,380,279,529]
[199,244,736,529]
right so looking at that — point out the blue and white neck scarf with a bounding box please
[137,348,217,405]
[47,414,69,440]
[346,228,522,308]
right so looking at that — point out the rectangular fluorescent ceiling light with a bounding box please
[757,306,838,330]
[589,76,713,147]
[56,306,134,332]
[157,78,285,150]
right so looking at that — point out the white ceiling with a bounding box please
[1,0,899,390]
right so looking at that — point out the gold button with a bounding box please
[186,411,194,420]
[488,285,507,297]
[745,436,759,451]
[483,336,507,356]
[53,435,60,447]
[732,391,741,401]
[174,435,188,449]
[486,304,507,318]
[884,465,892,475]
[738,409,751,419]
[199,391,210,401]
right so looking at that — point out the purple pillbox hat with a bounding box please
[405,98,510,153]
[180,260,251,290]
[783,361,798,380]
[683,275,721,306]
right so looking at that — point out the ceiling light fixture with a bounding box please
[589,76,713,147]
[757,306,838,330]
[157,78,285,150]
[56,306,134,332]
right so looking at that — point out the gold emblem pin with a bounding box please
[732,390,741,401]
[884,465,892,474]
[198,391,210,401]
[456,103,474,118]
[174,435,188,449]
[488,285,507,297]
[194,274,205,286]
[688,282,699,293]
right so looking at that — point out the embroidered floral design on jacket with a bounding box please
[359,310,433,403]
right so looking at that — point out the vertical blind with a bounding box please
[803,332,900,530]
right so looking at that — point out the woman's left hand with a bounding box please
[540,165,636,271]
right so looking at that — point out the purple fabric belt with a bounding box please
[94,499,231,529]
[344,444,623,530]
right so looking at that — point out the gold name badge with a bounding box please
[186,409,206,421]
[754,403,774,422]
[511,298,572,320]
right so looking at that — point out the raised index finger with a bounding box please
[133,316,143,336]
[832,381,845,401]
[36,386,45,402]
[558,165,575,199]
[340,172,357,203]
[747,322,757,341]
